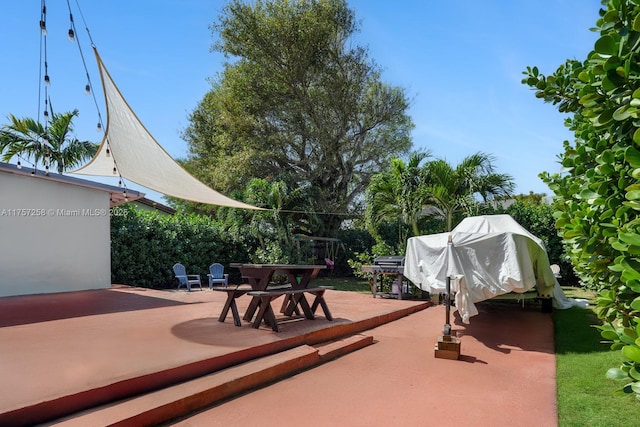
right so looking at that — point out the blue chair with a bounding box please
[207,263,229,289]
[173,263,203,291]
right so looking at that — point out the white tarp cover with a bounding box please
[404,214,587,323]
[71,49,261,210]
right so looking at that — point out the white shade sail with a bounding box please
[71,48,261,210]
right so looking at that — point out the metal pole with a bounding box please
[444,234,453,336]
[444,275,451,336]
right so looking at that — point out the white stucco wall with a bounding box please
[0,173,111,296]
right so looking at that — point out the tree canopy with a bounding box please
[182,0,413,236]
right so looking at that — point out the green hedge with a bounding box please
[110,206,252,288]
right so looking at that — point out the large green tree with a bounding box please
[183,0,413,236]
[523,0,640,400]
[0,109,97,174]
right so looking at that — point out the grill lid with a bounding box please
[373,256,405,266]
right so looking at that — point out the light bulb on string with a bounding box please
[106,147,111,158]
[85,84,91,95]
[17,160,22,170]
[68,28,75,42]
[43,110,49,119]
[44,75,50,86]
[40,20,47,35]
[97,122,102,132]
[112,166,117,175]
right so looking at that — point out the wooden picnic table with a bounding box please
[229,263,330,331]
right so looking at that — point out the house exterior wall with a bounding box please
[0,173,111,297]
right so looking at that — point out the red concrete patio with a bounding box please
[0,285,556,426]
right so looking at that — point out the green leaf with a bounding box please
[614,105,632,120]
[634,13,640,31]
[622,345,640,362]
[595,35,616,56]
[632,296,640,311]
[628,281,640,292]
[619,232,640,246]
[626,145,640,167]
[606,367,629,380]
[578,70,590,82]
[613,387,631,396]
[579,188,598,200]
[601,329,620,340]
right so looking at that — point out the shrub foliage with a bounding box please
[523,0,640,400]
[110,206,252,287]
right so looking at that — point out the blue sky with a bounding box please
[1,1,601,202]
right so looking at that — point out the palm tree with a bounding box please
[244,178,316,252]
[423,152,514,231]
[366,151,431,241]
[0,109,97,174]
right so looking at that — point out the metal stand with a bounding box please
[435,238,461,359]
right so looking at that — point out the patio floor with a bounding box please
[0,285,556,426]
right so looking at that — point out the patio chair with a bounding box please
[207,263,229,289]
[550,264,561,280]
[173,263,203,291]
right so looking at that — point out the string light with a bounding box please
[112,166,117,175]
[85,83,91,95]
[106,147,111,157]
[17,160,22,170]
[96,122,102,132]
[44,74,50,86]
[68,28,75,42]
[40,20,47,35]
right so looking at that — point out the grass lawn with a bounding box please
[314,276,371,293]
[316,277,639,425]
[554,287,639,427]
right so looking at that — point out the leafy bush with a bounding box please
[523,0,640,400]
[110,206,252,287]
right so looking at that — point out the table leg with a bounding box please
[244,297,260,321]
[252,295,279,332]
[218,289,247,327]
[310,291,333,321]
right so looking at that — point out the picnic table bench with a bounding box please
[247,286,333,332]
[213,264,332,331]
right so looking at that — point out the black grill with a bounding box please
[362,255,407,299]
[373,256,405,268]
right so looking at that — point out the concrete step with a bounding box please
[44,335,375,427]
[315,333,374,362]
